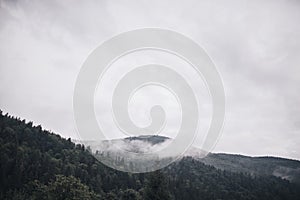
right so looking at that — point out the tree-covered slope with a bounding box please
[200,153,300,183]
[1,110,300,199]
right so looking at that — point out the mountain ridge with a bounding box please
[74,134,300,183]
[1,110,300,199]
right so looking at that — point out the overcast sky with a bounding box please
[0,0,299,160]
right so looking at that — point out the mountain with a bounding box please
[1,110,300,199]
[125,135,170,145]
[200,153,300,183]
[79,135,300,183]
[75,135,171,154]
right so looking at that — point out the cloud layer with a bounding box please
[0,0,299,159]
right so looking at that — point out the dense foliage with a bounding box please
[201,153,300,183]
[1,110,300,199]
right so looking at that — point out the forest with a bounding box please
[1,110,300,200]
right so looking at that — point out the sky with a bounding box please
[0,0,300,160]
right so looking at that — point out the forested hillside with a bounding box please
[200,153,300,183]
[1,110,300,200]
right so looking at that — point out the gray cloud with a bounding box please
[0,0,299,159]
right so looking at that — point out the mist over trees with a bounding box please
[1,110,300,199]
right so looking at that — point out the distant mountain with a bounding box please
[1,110,300,199]
[125,135,300,183]
[76,135,300,183]
[73,135,171,155]
[125,135,169,145]
[199,153,300,183]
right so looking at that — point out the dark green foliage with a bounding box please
[5,175,99,200]
[1,110,300,200]
[44,175,99,200]
[201,153,300,183]
[165,157,300,200]
[120,188,142,200]
[144,170,171,200]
